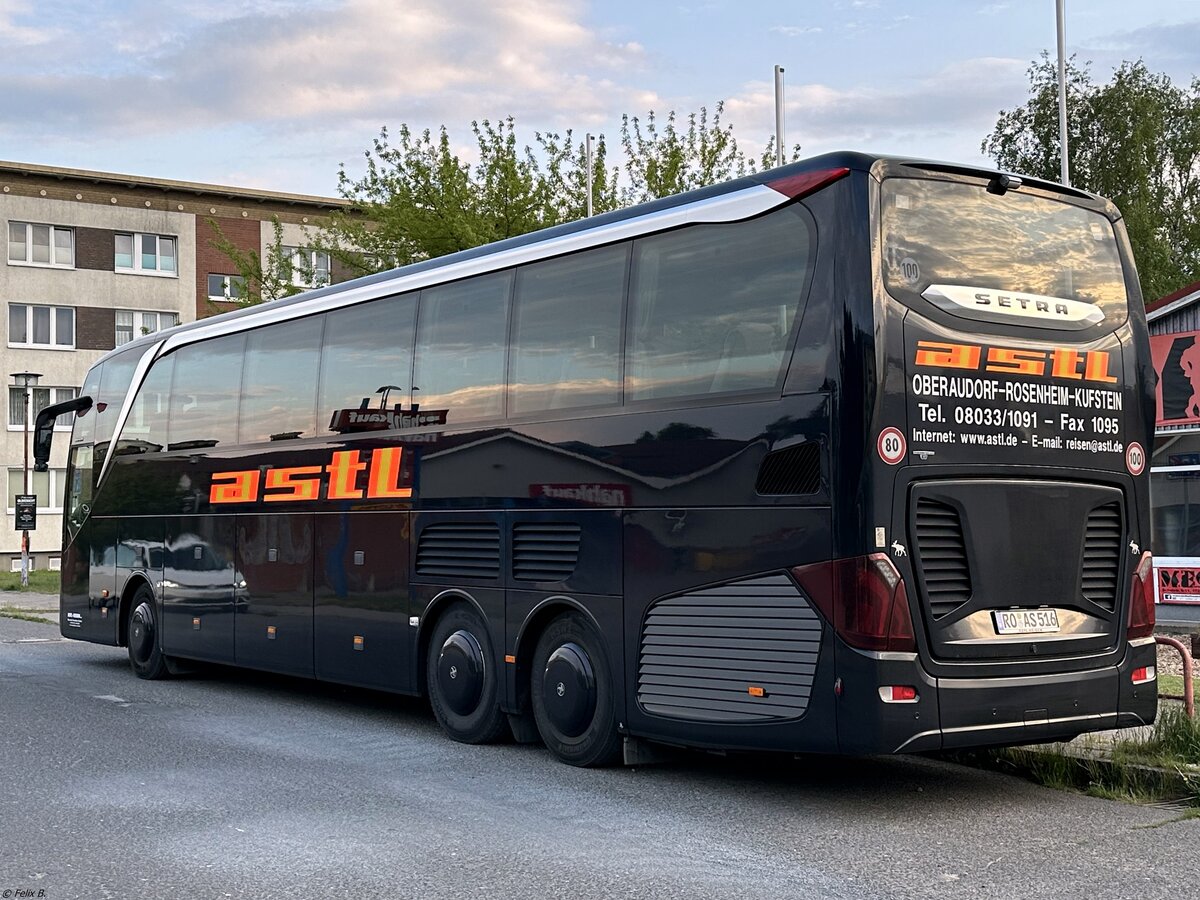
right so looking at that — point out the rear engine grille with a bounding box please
[755,442,821,495]
[914,498,973,619]
[415,523,500,579]
[512,523,581,582]
[1081,502,1122,611]
[637,574,821,723]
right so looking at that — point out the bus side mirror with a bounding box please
[33,395,93,472]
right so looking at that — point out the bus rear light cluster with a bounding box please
[791,554,916,653]
[878,685,919,703]
[1131,666,1156,685]
[766,167,850,199]
[1127,551,1155,640]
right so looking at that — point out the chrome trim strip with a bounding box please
[97,339,165,487]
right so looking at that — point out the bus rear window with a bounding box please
[881,178,1128,330]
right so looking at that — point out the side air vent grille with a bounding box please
[415,523,500,580]
[637,574,821,724]
[513,523,581,582]
[1081,502,1122,612]
[914,498,973,619]
[755,442,821,495]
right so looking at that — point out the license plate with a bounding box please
[992,608,1061,635]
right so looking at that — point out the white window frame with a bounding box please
[7,221,75,268]
[115,309,178,346]
[8,303,75,349]
[207,274,247,301]
[8,386,78,432]
[115,232,178,277]
[7,467,67,513]
[283,245,330,288]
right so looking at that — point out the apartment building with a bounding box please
[2,161,350,571]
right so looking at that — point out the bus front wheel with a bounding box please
[531,612,621,767]
[426,602,508,744]
[127,584,169,680]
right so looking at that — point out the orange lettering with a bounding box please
[914,340,981,370]
[1084,351,1119,384]
[263,466,323,502]
[209,470,260,504]
[985,347,1046,377]
[1050,348,1085,380]
[366,447,413,499]
[326,450,366,499]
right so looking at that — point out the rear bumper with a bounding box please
[837,638,1157,754]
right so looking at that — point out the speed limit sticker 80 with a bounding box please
[877,427,906,465]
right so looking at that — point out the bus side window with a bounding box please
[626,206,813,401]
[319,292,417,430]
[240,316,324,443]
[413,272,512,423]
[509,244,626,415]
[117,354,174,455]
[168,334,246,450]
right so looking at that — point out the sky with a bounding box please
[0,0,1197,199]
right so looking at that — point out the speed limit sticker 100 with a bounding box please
[878,427,907,465]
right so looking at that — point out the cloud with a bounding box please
[722,57,1029,164]
[0,0,648,143]
[771,25,823,37]
[1080,19,1200,84]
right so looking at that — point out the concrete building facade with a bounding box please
[2,161,348,571]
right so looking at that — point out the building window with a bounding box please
[282,246,330,288]
[7,222,74,268]
[115,310,178,346]
[207,274,247,301]
[115,233,177,275]
[9,386,78,431]
[7,467,67,513]
[8,303,75,348]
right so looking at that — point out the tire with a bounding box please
[531,612,621,767]
[127,583,169,680]
[426,601,508,744]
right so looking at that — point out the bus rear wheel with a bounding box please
[531,612,621,767]
[127,584,169,680]
[426,602,508,744]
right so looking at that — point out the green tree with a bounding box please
[206,217,310,310]
[983,55,1200,300]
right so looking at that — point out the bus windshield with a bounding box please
[881,177,1129,330]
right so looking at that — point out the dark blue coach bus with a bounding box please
[34,152,1158,766]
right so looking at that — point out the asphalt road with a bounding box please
[2,614,1197,900]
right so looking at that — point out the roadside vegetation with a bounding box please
[0,570,60,593]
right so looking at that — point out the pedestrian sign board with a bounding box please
[15,495,36,531]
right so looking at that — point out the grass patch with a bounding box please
[0,570,60,593]
[0,605,53,623]
[960,705,1200,807]
[1159,674,1186,697]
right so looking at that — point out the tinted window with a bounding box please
[120,355,174,454]
[319,294,416,432]
[94,346,145,449]
[510,245,626,415]
[240,317,324,443]
[881,178,1128,326]
[169,334,246,449]
[72,365,103,446]
[413,273,512,423]
[626,206,813,401]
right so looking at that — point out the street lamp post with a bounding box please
[10,371,41,587]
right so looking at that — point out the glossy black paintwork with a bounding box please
[57,156,1157,755]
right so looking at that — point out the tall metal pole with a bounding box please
[585,133,595,218]
[21,384,30,587]
[774,65,786,167]
[1056,0,1070,186]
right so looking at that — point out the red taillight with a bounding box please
[766,167,850,199]
[879,685,919,703]
[791,554,917,652]
[1127,551,1155,639]
[1131,666,1156,685]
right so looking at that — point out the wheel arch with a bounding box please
[512,595,607,714]
[117,572,155,647]
[416,588,490,698]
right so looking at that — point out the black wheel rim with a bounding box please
[130,602,155,666]
[437,629,485,716]
[541,642,596,738]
